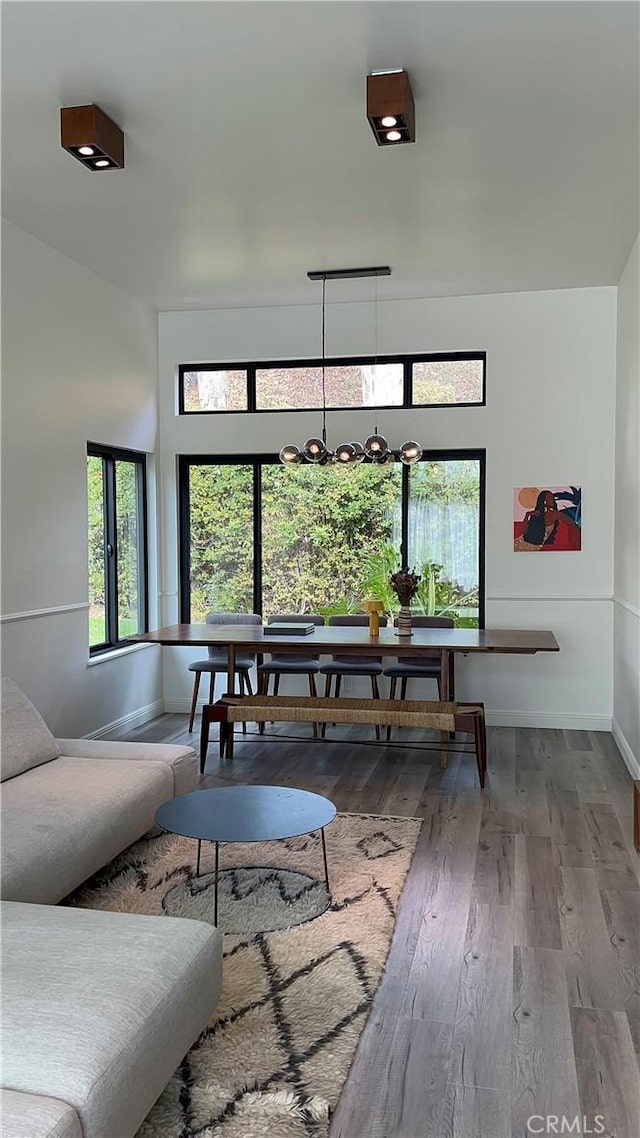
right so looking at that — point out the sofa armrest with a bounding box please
[54,739,197,796]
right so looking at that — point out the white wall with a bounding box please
[158,285,617,730]
[1,221,162,736]
[613,236,640,774]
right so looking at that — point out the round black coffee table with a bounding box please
[155,785,337,925]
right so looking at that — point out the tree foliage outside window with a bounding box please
[183,457,481,626]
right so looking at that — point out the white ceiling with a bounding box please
[2,1,639,311]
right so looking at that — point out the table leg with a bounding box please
[214,841,220,925]
[320,828,330,894]
[196,839,202,877]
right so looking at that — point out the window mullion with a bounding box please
[105,458,118,646]
[253,463,262,615]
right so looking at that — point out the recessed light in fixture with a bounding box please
[94,159,110,168]
[78,146,95,156]
[386,130,401,142]
[381,116,397,127]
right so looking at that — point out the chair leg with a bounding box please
[308,674,318,737]
[258,673,268,733]
[238,674,247,733]
[188,672,201,734]
[208,673,216,705]
[245,670,254,696]
[400,677,408,701]
[386,677,397,741]
[473,711,487,788]
[321,674,332,737]
[371,675,381,740]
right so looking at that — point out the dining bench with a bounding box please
[200,694,487,787]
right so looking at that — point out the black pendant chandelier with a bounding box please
[279,267,423,467]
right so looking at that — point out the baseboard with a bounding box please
[87,699,165,739]
[165,699,201,715]
[612,718,640,780]
[484,710,612,731]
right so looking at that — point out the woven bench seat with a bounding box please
[200,695,486,787]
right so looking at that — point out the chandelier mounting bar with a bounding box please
[307,266,391,281]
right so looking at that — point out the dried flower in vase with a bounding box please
[389,566,421,607]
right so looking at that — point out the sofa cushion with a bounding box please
[1,901,223,1138]
[0,1090,82,1138]
[1,678,60,782]
[0,756,174,904]
[55,737,196,797]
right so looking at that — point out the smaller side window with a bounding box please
[87,444,148,653]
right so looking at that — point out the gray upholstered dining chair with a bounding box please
[187,612,262,732]
[382,614,455,739]
[319,613,388,739]
[257,614,325,697]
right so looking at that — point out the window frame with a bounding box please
[178,351,486,415]
[88,442,149,656]
[178,449,485,627]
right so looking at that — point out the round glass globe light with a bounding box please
[364,433,389,457]
[335,442,357,464]
[279,444,301,465]
[399,441,423,465]
[303,437,327,463]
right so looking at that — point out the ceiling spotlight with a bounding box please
[367,70,415,146]
[60,104,125,170]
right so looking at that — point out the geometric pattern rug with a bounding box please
[66,812,421,1137]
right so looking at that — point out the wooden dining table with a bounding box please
[130,624,560,703]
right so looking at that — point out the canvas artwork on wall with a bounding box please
[514,486,582,552]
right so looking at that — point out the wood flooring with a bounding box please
[112,716,640,1138]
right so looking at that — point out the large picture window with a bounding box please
[179,452,484,627]
[87,444,148,654]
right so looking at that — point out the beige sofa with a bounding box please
[0,678,223,1138]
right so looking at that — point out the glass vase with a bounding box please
[396,605,413,637]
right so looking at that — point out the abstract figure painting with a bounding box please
[514,486,582,552]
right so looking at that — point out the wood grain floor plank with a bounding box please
[512,946,582,1137]
[599,888,640,1060]
[515,835,563,949]
[449,907,513,1091]
[472,828,515,906]
[516,769,553,837]
[366,1017,453,1138]
[441,1083,511,1138]
[582,803,640,892]
[400,855,472,1023]
[546,782,594,868]
[571,1006,640,1138]
[558,867,624,1012]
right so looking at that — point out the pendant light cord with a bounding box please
[373,274,378,437]
[321,276,327,443]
